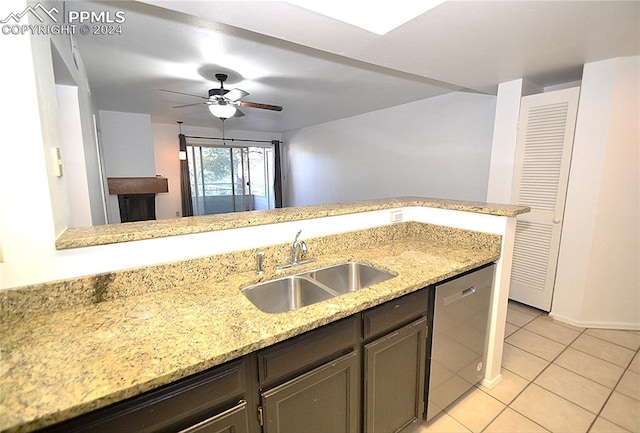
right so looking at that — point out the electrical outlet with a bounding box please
[390,210,403,223]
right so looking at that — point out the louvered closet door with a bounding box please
[509,87,580,311]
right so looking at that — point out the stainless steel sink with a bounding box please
[241,262,395,314]
[301,262,395,294]
[241,276,335,314]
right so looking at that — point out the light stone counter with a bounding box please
[1,222,503,433]
[55,197,528,249]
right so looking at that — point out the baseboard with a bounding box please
[481,373,504,390]
[549,313,640,331]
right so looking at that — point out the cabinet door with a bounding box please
[178,400,249,433]
[261,351,360,433]
[364,317,427,433]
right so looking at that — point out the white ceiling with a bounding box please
[69,1,639,133]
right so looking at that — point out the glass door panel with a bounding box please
[187,144,273,215]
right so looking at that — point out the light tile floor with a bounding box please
[416,300,640,433]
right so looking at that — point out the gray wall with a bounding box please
[282,92,497,206]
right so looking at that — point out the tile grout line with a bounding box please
[505,308,640,433]
[502,314,588,433]
[586,344,640,432]
[502,309,618,432]
[475,311,550,433]
[511,314,606,431]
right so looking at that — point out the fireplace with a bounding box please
[107,176,169,223]
[117,194,156,222]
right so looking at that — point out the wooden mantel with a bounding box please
[107,177,168,195]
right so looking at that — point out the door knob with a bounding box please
[553,217,561,224]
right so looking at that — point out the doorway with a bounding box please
[186,144,274,215]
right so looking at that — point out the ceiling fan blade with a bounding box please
[239,101,283,111]
[172,102,206,109]
[225,88,249,101]
[234,108,246,118]
[160,88,208,100]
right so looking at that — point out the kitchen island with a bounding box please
[0,199,528,432]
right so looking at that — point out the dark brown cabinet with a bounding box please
[256,316,360,433]
[363,317,427,433]
[260,351,360,433]
[254,290,429,433]
[361,289,428,433]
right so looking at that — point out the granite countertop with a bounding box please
[0,232,500,433]
[55,196,528,249]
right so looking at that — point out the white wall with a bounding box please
[35,1,105,230]
[99,111,157,177]
[99,110,157,223]
[0,0,57,288]
[2,0,106,232]
[151,122,283,220]
[56,85,93,227]
[151,122,183,220]
[282,92,497,206]
[551,57,640,329]
[29,26,71,236]
[486,79,544,203]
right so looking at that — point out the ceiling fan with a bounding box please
[160,73,283,120]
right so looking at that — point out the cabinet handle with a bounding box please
[258,405,264,427]
[177,400,247,433]
[462,286,476,297]
[444,286,476,305]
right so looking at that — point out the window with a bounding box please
[187,144,274,215]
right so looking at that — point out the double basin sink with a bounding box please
[242,262,395,314]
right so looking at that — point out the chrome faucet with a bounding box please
[275,230,313,270]
[291,230,307,264]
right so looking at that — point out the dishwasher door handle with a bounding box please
[443,286,476,306]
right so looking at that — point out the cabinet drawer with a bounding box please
[362,289,427,340]
[43,358,247,433]
[258,316,359,387]
[178,400,249,433]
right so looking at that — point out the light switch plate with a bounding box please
[53,147,63,177]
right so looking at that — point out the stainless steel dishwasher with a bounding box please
[426,263,495,421]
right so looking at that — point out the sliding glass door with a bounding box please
[187,144,274,215]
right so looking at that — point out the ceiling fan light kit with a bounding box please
[161,73,283,121]
[208,102,237,119]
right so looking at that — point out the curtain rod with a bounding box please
[183,135,282,145]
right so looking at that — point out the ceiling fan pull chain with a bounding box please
[222,119,226,146]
